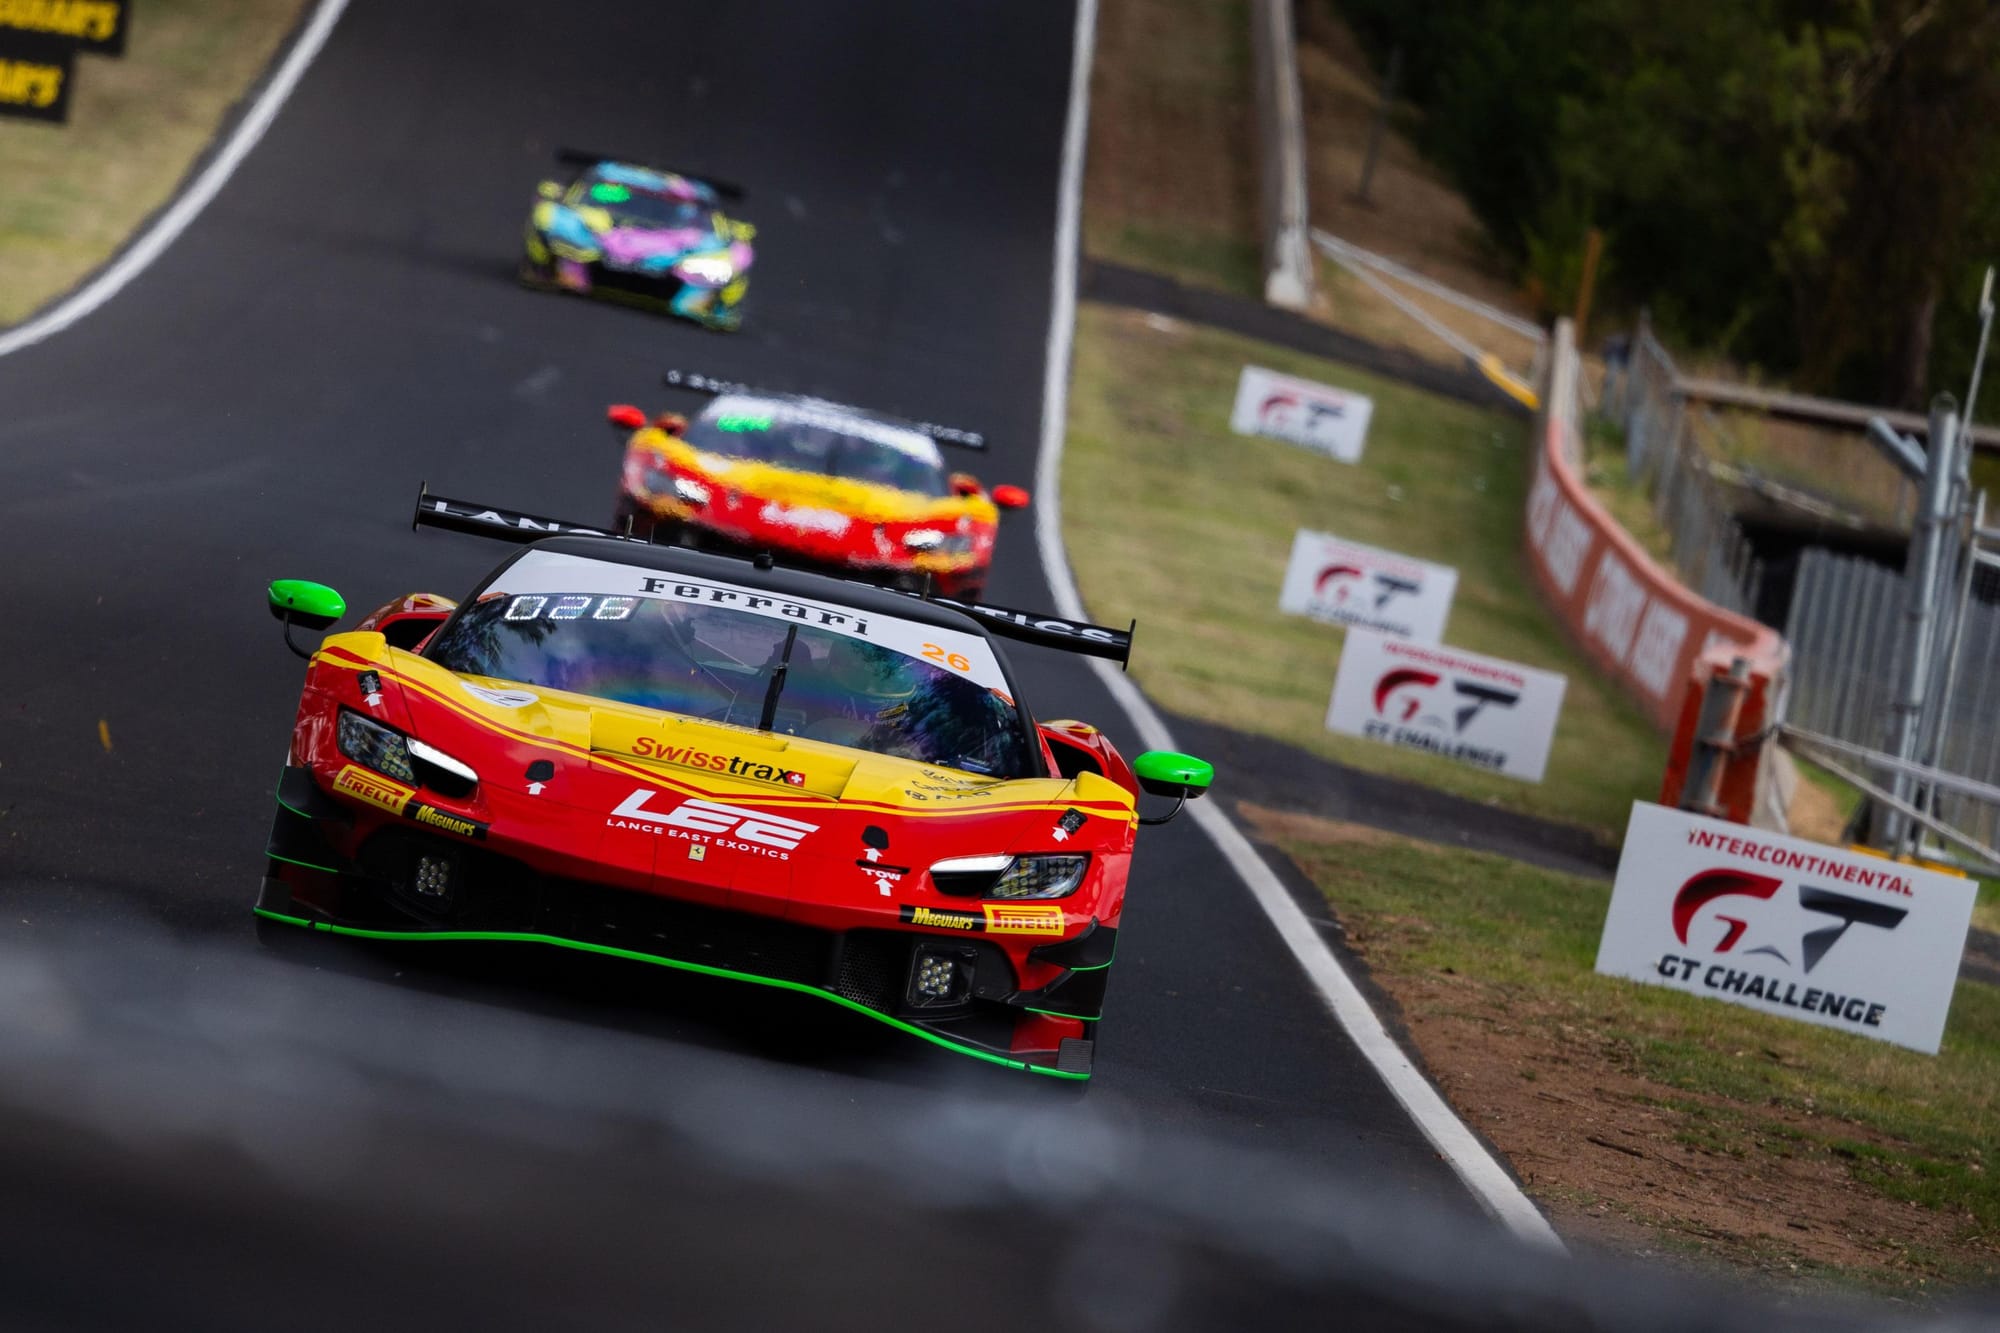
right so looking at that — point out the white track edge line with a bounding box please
[1034,0,1565,1253]
[0,0,351,360]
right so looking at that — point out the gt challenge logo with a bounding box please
[608,791,818,860]
[1653,857,1911,1030]
[1365,665,1520,771]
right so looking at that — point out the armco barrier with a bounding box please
[1525,320,1787,732]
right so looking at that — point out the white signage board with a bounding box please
[1230,365,1373,462]
[1326,630,1566,782]
[1595,803,1976,1054]
[1278,529,1458,643]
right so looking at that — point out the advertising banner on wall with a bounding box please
[1325,630,1566,782]
[0,1,128,55]
[0,28,73,122]
[1595,803,1976,1054]
[1277,529,1457,642]
[1229,365,1373,463]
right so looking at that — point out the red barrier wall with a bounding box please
[1523,414,1787,730]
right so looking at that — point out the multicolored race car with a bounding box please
[255,491,1215,1079]
[609,369,1031,600]
[520,150,755,330]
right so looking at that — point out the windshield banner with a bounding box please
[489,551,1011,692]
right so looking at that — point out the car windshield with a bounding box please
[425,551,1029,778]
[682,394,949,496]
[578,178,707,230]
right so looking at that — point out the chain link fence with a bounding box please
[1604,327,1762,618]
[1786,543,2000,857]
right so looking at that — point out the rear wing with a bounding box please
[554,147,745,201]
[409,487,1130,665]
[663,368,986,450]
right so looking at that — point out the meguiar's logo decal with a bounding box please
[408,802,488,841]
[899,905,981,931]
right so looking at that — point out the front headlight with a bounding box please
[930,852,1089,900]
[337,709,478,797]
[902,529,973,555]
[339,708,415,783]
[640,467,710,506]
[674,253,736,286]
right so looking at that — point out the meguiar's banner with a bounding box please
[0,1,128,55]
[0,27,72,122]
[1595,803,1975,1054]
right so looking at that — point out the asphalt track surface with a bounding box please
[0,0,1574,1316]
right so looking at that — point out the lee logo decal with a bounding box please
[982,903,1065,936]
[607,791,818,859]
[334,764,415,815]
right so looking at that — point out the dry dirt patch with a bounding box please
[1238,800,1999,1294]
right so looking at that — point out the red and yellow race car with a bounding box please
[256,491,1213,1079]
[608,370,1030,600]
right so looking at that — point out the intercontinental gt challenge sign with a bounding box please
[1278,529,1457,642]
[1229,365,1372,463]
[1596,803,1976,1053]
[1325,631,1566,782]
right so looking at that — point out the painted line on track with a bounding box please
[1033,0,1565,1253]
[0,0,351,360]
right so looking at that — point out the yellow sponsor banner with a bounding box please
[981,902,1065,936]
[333,763,415,815]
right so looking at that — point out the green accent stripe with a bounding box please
[266,852,342,875]
[250,909,1088,1080]
[1024,1005,1101,1020]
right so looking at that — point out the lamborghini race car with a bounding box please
[520,150,755,330]
[256,491,1213,1079]
[608,369,1031,600]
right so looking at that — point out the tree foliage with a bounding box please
[1333,0,2000,406]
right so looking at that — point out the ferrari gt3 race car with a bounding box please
[609,369,1030,600]
[257,492,1213,1079]
[520,150,755,330]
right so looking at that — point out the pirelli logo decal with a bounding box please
[334,764,415,815]
[332,765,488,841]
[981,903,1065,936]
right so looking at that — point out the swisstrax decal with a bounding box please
[630,736,806,786]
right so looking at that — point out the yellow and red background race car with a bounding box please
[610,370,1030,600]
[256,492,1213,1079]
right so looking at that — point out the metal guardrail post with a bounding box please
[1883,397,1960,849]
[1251,0,1314,311]
[1678,657,1752,817]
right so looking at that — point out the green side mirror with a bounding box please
[1133,750,1214,801]
[537,179,563,201]
[268,579,345,630]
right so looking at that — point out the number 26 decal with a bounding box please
[921,642,972,672]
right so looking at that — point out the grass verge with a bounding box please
[1084,0,1259,297]
[1063,301,1663,838]
[0,0,306,327]
[1246,805,2000,1295]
